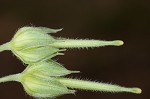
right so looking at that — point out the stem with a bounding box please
[0,42,11,52]
[0,74,20,83]
[50,39,124,48]
[57,77,142,94]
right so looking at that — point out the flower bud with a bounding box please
[0,62,141,98]
[19,61,76,98]
[20,73,75,98]
[0,27,63,64]
[10,27,64,64]
[0,26,124,64]
[0,59,77,98]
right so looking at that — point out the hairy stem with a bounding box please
[57,77,141,94]
[0,74,20,83]
[0,42,11,52]
[50,39,124,48]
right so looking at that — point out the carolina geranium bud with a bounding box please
[0,26,124,64]
[0,68,141,99]
[0,27,63,64]
[11,27,64,64]
[18,60,79,98]
[0,61,141,98]
[0,61,76,98]
[19,73,75,98]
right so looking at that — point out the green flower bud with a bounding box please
[11,27,64,64]
[0,26,124,64]
[0,61,141,98]
[0,72,142,98]
[0,27,63,64]
[20,73,75,98]
[18,60,79,98]
[0,61,76,98]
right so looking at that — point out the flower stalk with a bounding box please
[0,42,11,52]
[0,74,20,83]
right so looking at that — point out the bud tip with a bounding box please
[131,88,142,94]
[114,40,124,46]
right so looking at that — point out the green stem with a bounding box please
[0,74,20,83]
[51,39,124,48]
[57,77,141,94]
[0,42,11,52]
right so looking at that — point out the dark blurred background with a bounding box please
[0,0,149,99]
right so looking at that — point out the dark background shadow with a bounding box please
[0,0,149,99]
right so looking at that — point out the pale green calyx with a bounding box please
[0,26,124,64]
[0,62,76,98]
[20,73,75,98]
[0,27,63,64]
[10,27,63,64]
[19,60,79,98]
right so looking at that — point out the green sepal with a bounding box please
[12,46,60,64]
[11,27,62,51]
[14,27,62,38]
[24,60,80,76]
